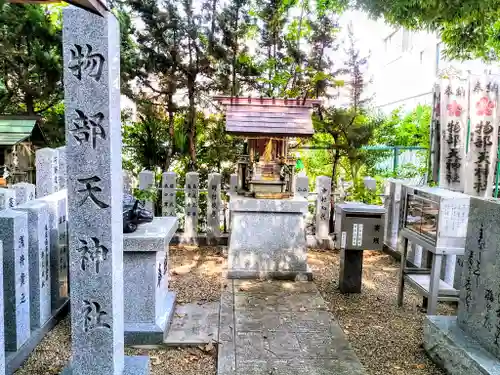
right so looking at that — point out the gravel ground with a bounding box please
[169,245,225,304]
[15,245,452,375]
[309,248,456,375]
[15,245,223,375]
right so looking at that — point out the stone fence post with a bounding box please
[162,172,177,217]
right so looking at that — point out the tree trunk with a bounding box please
[166,92,175,171]
[187,78,197,170]
[291,0,306,92]
[209,0,217,53]
[231,5,239,97]
[25,94,35,116]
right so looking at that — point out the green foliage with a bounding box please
[132,186,158,203]
[0,4,63,115]
[353,0,500,61]
[372,105,431,148]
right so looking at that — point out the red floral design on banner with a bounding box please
[476,97,495,116]
[447,100,462,117]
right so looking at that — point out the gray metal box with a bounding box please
[401,185,470,254]
[334,203,386,251]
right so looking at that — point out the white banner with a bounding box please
[439,78,469,192]
[464,75,500,197]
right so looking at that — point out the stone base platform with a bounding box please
[227,266,313,281]
[228,196,309,280]
[62,355,150,374]
[424,315,500,375]
[125,292,176,345]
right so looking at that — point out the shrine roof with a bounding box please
[213,96,321,137]
[0,116,41,146]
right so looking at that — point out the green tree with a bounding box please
[0,4,63,115]
[354,0,500,61]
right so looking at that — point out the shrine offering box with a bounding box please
[402,186,470,254]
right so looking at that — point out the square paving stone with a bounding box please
[265,331,301,358]
[235,310,283,332]
[237,358,366,375]
[234,292,326,312]
[235,331,269,360]
[296,331,355,359]
[233,280,318,295]
[279,311,337,332]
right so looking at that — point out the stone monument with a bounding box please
[183,172,199,243]
[0,210,30,352]
[61,5,149,374]
[0,188,16,210]
[39,190,68,311]
[207,173,221,243]
[424,197,500,375]
[12,183,35,206]
[14,200,51,330]
[161,172,176,217]
[139,170,154,213]
[36,148,59,198]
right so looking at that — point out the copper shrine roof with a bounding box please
[214,96,321,137]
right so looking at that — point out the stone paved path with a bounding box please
[217,279,366,375]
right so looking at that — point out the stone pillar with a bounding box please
[184,172,199,242]
[315,176,331,240]
[295,175,309,198]
[123,170,133,194]
[13,182,36,206]
[40,191,68,311]
[207,173,221,242]
[161,172,176,217]
[36,148,59,198]
[0,188,16,210]
[57,146,68,191]
[14,201,51,329]
[139,170,155,213]
[62,6,148,374]
[0,210,30,351]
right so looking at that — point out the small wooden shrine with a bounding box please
[214,96,320,198]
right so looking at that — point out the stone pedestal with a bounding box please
[123,217,178,345]
[228,196,311,280]
[424,316,500,375]
[339,250,363,293]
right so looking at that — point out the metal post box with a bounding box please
[334,202,386,251]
